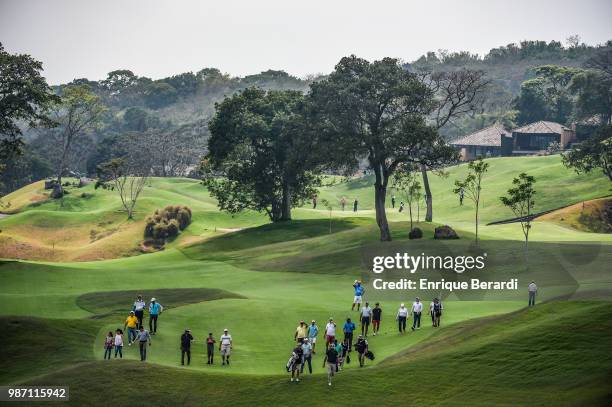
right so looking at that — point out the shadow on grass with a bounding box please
[76,288,245,317]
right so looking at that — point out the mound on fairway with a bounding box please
[77,288,245,317]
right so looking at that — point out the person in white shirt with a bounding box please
[528,281,537,307]
[360,302,372,336]
[411,297,423,331]
[396,303,408,333]
[133,295,146,329]
[325,318,336,345]
[219,328,233,366]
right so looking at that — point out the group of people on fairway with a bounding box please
[104,295,234,366]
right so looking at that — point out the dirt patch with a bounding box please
[538,197,612,233]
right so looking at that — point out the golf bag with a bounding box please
[286,352,298,372]
[365,350,375,360]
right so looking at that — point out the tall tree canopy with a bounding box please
[309,56,456,241]
[0,43,58,180]
[203,88,321,222]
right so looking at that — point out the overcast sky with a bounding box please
[1,0,611,85]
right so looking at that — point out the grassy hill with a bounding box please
[0,154,610,405]
[1,155,610,262]
[3,302,610,406]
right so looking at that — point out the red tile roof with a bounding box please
[451,124,510,147]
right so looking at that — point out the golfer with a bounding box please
[124,310,139,345]
[133,295,146,329]
[180,329,193,366]
[219,328,233,366]
[307,320,319,354]
[325,318,336,345]
[396,303,408,333]
[148,297,163,334]
[360,301,372,336]
[528,281,537,306]
[137,326,152,361]
[294,320,308,343]
[352,280,365,311]
[206,332,216,364]
[323,343,339,386]
[300,338,313,374]
[343,317,355,350]
[372,302,382,336]
[411,297,423,331]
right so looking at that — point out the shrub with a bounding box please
[408,227,423,239]
[144,205,192,244]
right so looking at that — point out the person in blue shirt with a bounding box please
[343,317,356,351]
[351,280,365,311]
[307,320,319,354]
[148,297,164,335]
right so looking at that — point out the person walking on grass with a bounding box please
[219,328,233,366]
[148,297,163,335]
[307,320,319,354]
[343,317,355,351]
[181,329,194,366]
[353,198,358,212]
[372,302,382,336]
[206,333,216,365]
[334,339,343,372]
[114,329,124,358]
[459,187,465,206]
[312,194,318,209]
[104,331,113,360]
[391,194,396,209]
[325,318,337,345]
[360,301,372,336]
[351,280,365,311]
[399,201,404,213]
[289,343,304,382]
[411,297,423,331]
[337,340,349,371]
[300,338,313,374]
[294,320,308,344]
[430,298,443,327]
[528,281,537,306]
[340,197,347,211]
[323,343,339,386]
[124,311,139,346]
[354,334,369,367]
[133,295,146,329]
[396,303,408,334]
[137,326,152,361]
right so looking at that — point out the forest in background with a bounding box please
[2,37,610,195]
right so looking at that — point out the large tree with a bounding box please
[0,43,58,193]
[203,88,321,222]
[418,68,490,221]
[51,85,106,195]
[309,56,457,241]
[563,125,612,182]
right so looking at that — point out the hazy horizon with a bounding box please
[1,0,611,85]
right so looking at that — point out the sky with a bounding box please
[1,0,611,85]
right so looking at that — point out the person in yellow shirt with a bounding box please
[294,320,308,344]
[124,311,139,345]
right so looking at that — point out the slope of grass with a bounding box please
[1,155,610,262]
[0,316,99,385]
[539,197,611,233]
[17,302,612,407]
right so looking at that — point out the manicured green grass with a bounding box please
[17,302,612,407]
[0,155,610,405]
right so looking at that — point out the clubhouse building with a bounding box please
[452,120,577,161]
